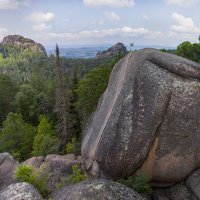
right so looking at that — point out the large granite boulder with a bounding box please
[0,153,18,189]
[0,182,43,200]
[1,35,47,57]
[82,49,200,185]
[52,179,146,200]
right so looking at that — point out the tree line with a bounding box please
[0,44,123,161]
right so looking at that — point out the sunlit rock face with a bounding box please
[82,48,200,185]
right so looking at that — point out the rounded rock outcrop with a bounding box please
[52,179,145,200]
[1,35,47,57]
[82,48,200,185]
[96,42,128,59]
[0,182,43,200]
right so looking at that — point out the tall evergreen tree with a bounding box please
[54,45,69,146]
[68,70,81,139]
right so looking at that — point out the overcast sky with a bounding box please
[0,0,200,47]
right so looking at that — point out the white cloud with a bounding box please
[142,14,149,20]
[32,23,51,31]
[166,0,199,7]
[105,11,120,21]
[171,12,200,34]
[83,0,135,7]
[64,18,69,22]
[41,26,159,41]
[0,27,8,40]
[91,20,104,26]
[26,12,55,23]
[0,0,29,10]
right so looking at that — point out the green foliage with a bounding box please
[66,138,75,154]
[15,165,35,183]
[32,115,59,156]
[0,44,46,83]
[176,39,200,63]
[68,71,82,139]
[0,113,36,161]
[177,41,193,59]
[68,165,86,184]
[14,74,56,125]
[76,66,112,122]
[15,165,49,198]
[0,74,18,125]
[66,137,81,155]
[118,172,152,195]
[56,165,86,190]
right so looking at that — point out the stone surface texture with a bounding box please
[53,179,146,200]
[0,182,43,200]
[0,153,18,189]
[1,35,47,56]
[82,48,200,185]
[23,154,81,193]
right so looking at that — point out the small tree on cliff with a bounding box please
[54,45,69,146]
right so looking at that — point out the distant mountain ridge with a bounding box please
[46,44,175,59]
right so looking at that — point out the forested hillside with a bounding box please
[0,36,124,161]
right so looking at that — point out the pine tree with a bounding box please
[69,70,81,139]
[54,45,69,146]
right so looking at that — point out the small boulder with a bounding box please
[0,153,18,189]
[23,156,45,169]
[23,154,81,193]
[0,182,43,200]
[52,179,146,200]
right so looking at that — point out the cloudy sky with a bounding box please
[0,0,200,47]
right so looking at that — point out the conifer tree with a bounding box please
[54,45,69,146]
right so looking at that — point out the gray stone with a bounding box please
[96,42,128,59]
[23,156,45,169]
[82,49,200,185]
[52,179,146,200]
[0,182,43,200]
[23,154,81,193]
[186,168,200,199]
[0,153,18,189]
[154,183,198,200]
[1,35,47,56]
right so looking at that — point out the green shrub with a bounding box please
[68,165,86,184]
[32,115,59,156]
[118,172,152,195]
[15,165,35,184]
[15,165,49,198]
[56,165,86,190]
[66,138,81,155]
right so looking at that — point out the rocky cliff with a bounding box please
[1,35,47,57]
[96,42,128,59]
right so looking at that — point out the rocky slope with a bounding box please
[1,35,47,56]
[96,42,128,59]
